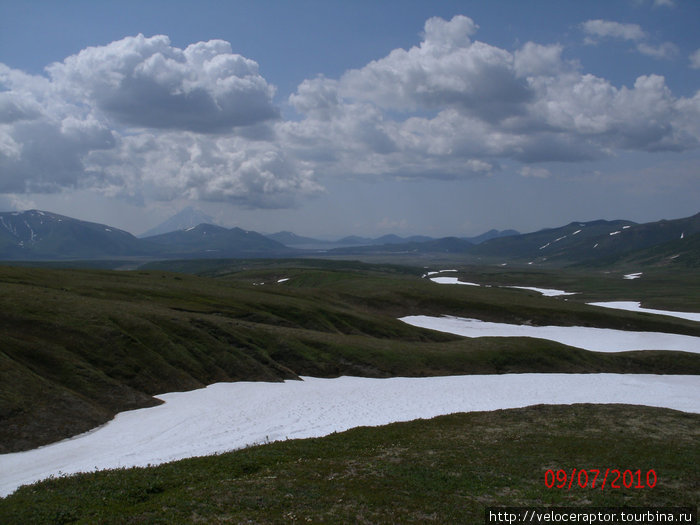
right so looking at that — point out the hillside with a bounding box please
[1,405,697,522]
[143,224,294,258]
[329,236,474,255]
[1,261,699,453]
[0,210,149,260]
[473,213,700,265]
[138,207,216,238]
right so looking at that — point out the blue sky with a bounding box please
[1,0,699,237]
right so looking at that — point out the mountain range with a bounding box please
[0,209,697,267]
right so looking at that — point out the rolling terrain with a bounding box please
[1,260,699,454]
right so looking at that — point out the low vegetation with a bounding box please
[1,404,697,523]
[1,260,698,452]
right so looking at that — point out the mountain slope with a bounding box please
[143,223,295,258]
[472,213,700,265]
[139,207,217,238]
[329,236,473,255]
[266,231,330,246]
[464,229,520,244]
[0,210,149,260]
[587,231,700,268]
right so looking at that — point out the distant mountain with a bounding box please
[140,207,217,237]
[473,213,700,265]
[0,210,148,260]
[575,214,700,268]
[336,235,375,246]
[265,232,437,249]
[143,223,294,258]
[464,229,520,244]
[1,209,696,265]
[329,236,473,255]
[471,219,637,262]
[266,231,329,246]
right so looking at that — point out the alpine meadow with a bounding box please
[0,1,699,523]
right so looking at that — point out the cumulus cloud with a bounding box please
[46,35,278,132]
[339,15,531,122]
[0,36,317,208]
[581,19,678,59]
[284,15,699,180]
[582,20,646,43]
[2,18,699,207]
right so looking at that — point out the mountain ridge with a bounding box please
[0,209,697,265]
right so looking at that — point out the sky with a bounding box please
[1,0,699,238]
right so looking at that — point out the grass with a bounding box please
[1,260,699,452]
[1,404,697,523]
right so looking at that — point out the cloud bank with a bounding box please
[1,16,699,208]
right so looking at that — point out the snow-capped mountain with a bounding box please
[0,210,147,259]
[139,207,217,238]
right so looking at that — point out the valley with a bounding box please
[1,217,698,522]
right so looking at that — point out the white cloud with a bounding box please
[2,18,699,208]
[690,49,700,69]
[0,37,318,208]
[519,167,551,178]
[581,19,678,60]
[636,41,679,60]
[46,34,278,132]
[339,15,531,122]
[582,20,646,42]
[284,15,699,179]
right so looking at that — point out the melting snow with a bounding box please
[1,373,698,497]
[588,302,700,323]
[609,231,621,236]
[430,277,480,286]
[277,278,290,283]
[572,230,582,235]
[623,272,643,280]
[507,286,577,297]
[400,315,700,354]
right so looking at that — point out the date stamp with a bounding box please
[544,468,657,490]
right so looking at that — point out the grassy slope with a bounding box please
[1,404,697,523]
[1,261,699,452]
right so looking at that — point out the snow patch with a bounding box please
[623,272,643,280]
[1,373,697,497]
[430,277,479,286]
[507,286,578,297]
[277,278,290,283]
[609,231,621,236]
[400,315,700,354]
[588,302,700,323]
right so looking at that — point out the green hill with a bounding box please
[1,404,697,522]
[2,261,699,453]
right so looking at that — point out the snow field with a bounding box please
[400,315,700,353]
[1,374,698,498]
